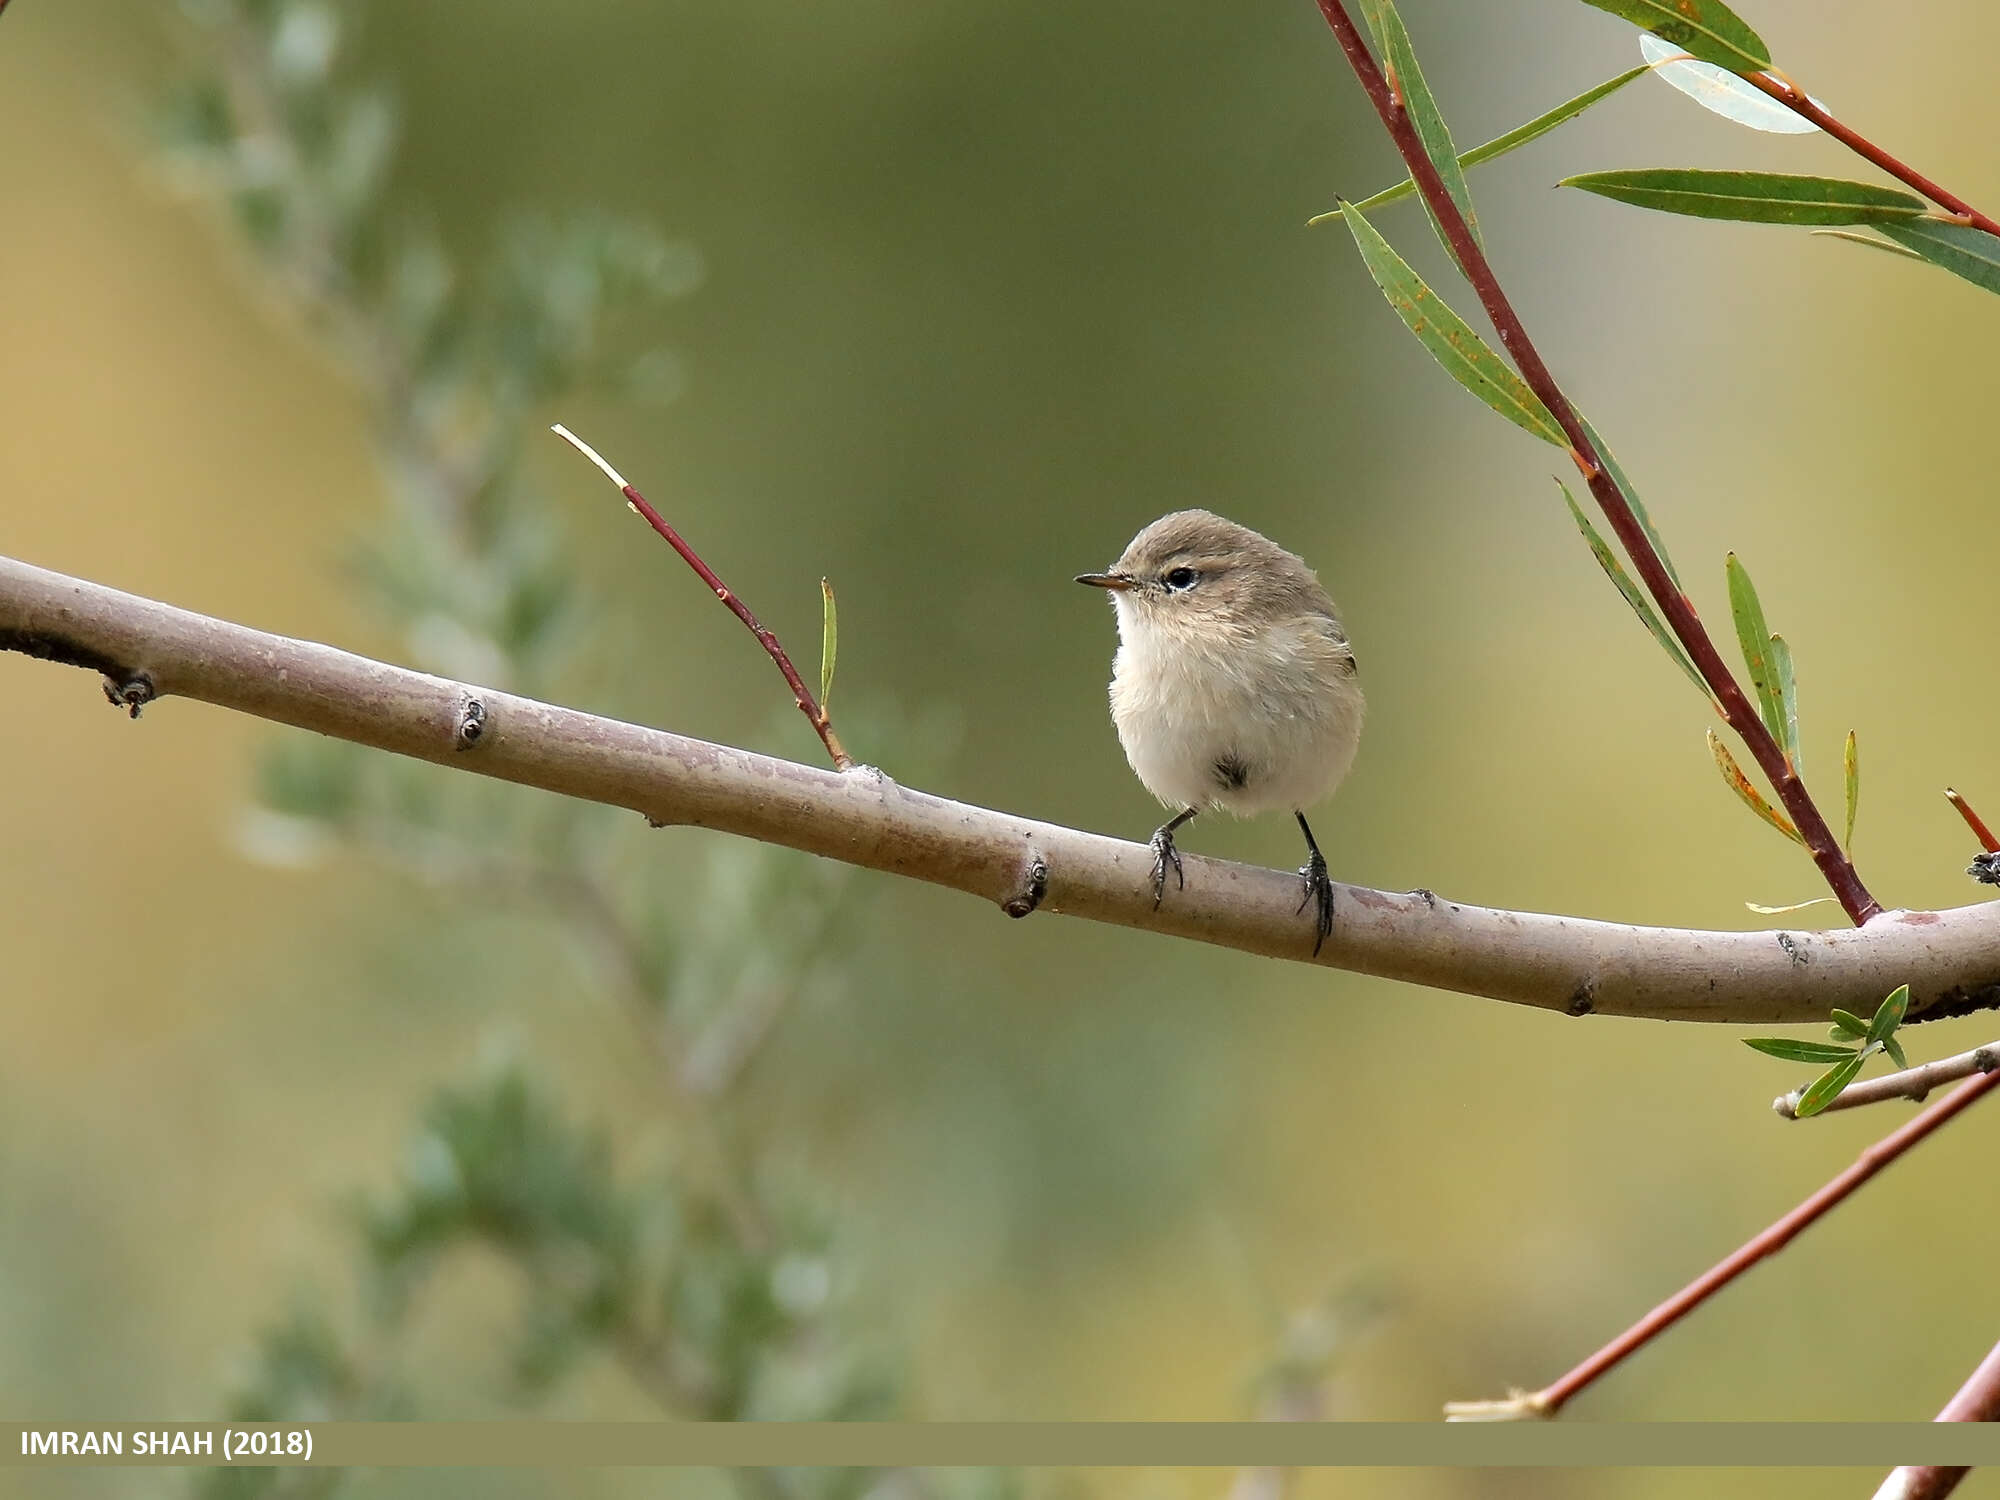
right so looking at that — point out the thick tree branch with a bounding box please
[3,553,1998,1024]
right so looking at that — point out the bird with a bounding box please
[1076,509,1364,954]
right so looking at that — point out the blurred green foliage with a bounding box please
[159,3,1002,1494]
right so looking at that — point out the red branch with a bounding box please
[1313,0,1880,925]
[1747,75,2000,238]
[552,420,851,769]
[1517,1067,2000,1417]
[620,483,852,770]
[1945,789,2000,854]
[1874,1338,2000,1500]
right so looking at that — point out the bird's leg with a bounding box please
[1148,807,1199,909]
[1294,811,1335,956]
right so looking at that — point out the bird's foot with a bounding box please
[1148,824,1186,910]
[1296,848,1335,956]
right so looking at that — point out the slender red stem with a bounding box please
[1746,75,2000,239]
[1314,0,1880,924]
[1945,788,2000,854]
[1528,1067,2000,1416]
[621,483,853,771]
[1874,1338,2000,1500]
[1934,1337,2000,1422]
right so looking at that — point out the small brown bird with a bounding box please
[1077,510,1364,953]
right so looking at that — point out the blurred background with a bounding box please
[3,0,1999,1495]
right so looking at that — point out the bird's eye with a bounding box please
[1162,566,1198,591]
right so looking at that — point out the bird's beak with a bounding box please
[1074,571,1135,591]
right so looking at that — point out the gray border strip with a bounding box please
[5,1423,2000,1467]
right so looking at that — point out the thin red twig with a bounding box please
[1945,788,2000,854]
[621,483,853,770]
[1746,75,2000,239]
[1871,1337,2000,1500]
[1313,0,1880,925]
[550,425,853,771]
[1473,1068,2000,1419]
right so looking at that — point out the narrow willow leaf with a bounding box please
[1725,553,1786,750]
[1867,984,1910,1046]
[1795,1052,1867,1117]
[1312,67,1648,225]
[1562,169,1928,225]
[1638,33,1818,133]
[1577,0,1770,74]
[1769,632,1800,775]
[1357,0,1484,262]
[1828,1019,1865,1044]
[1560,481,1708,699]
[1575,414,1684,592]
[1744,896,1834,915]
[1708,729,1804,844]
[1875,219,2000,297]
[818,577,838,712]
[1883,1035,1908,1070]
[1830,1008,1872,1039]
[1843,730,1859,852]
[1813,228,1926,262]
[1743,1038,1859,1065]
[1341,202,1566,446]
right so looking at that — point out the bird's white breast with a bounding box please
[1106,595,1363,818]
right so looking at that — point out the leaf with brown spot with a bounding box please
[1795,1051,1866,1117]
[1340,201,1565,447]
[1725,553,1787,752]
[1574,0,1771,74]
[1708,728,1804,845]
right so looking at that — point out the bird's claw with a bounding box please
[1148,826,1185,909]
[1296,849,1334,956]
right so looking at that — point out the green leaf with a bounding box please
[1313,67,1648,225]
[1560,481,1708,700]
[1828,1020,1865,1045]
[1576,415,1683,592]
[1874,219,2000,297]
[1725,553,1787,751]
[1843,729,1859,852]
[818,577,838,713]
[1769,631,1800,775]
[1562,169,1928,225]
[1708,729,1804,845]
[1575,0,1771,74]
[1795,1052,1867,1117]
[1356,0,1484,265]
[1830,1008,1872,1039]
[1743,1038,1860,1064]
[1883,1035,1908,1071]
[1867,983,1910,1046]
[1340,201,1566,447]
[1813,228,1927,262]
